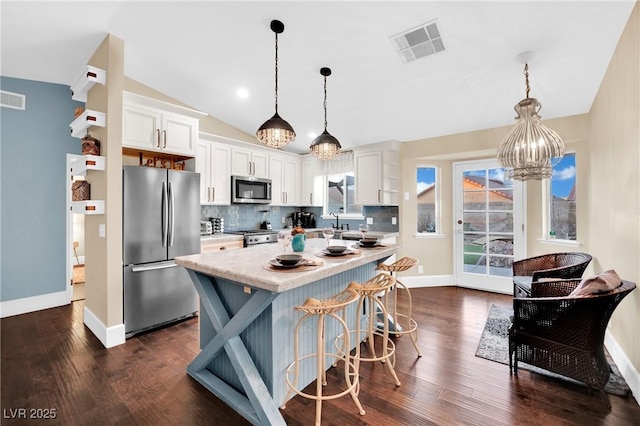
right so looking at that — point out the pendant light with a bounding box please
[497,53,565,180]
[310,67,341,160]
[256,20,296,148]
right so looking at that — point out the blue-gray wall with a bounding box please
[1,76,82,301]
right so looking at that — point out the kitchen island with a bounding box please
[175,238,400,425]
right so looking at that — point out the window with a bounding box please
[326,172,361,216]
[548,153,577,241]
[417,166,437,233]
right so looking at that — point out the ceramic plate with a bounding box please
[321,249,356,256]
[269,259,303,269]
[355,241,381,248]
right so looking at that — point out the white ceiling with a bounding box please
[1,1,636,154]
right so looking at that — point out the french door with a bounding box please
[453,159,525,294]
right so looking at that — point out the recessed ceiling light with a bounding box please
[308,132,318,139]
[236,88,249,99]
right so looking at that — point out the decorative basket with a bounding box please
[81,135,101,156]
[72,181,91,201]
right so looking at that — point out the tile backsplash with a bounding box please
[201,205,399,233]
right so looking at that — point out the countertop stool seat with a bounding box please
[338,273,402,387]
[281,285,365,425]
[376,257,421,357]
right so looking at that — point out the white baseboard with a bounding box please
[605,330,640,404]
[400,275,455,288]
[83,306,126,348]
[0,289,70,318]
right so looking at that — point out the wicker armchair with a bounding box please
[509,278,636,408]
[512,252,592,297]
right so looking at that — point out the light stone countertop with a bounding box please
[176,238,400,293]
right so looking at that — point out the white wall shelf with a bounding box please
[71,200,105,215]
[71,65,106,102]
[70,110,106,138]
[70,155,106,176]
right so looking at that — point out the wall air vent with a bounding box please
[390,20,445,64]
[1,90,26,110]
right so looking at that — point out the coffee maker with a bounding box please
[292,211,315,228]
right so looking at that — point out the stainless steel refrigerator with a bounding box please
[123,166,200,337]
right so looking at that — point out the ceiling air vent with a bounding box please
[1,90,26,110]
[391,20,445,64]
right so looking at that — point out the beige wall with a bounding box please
[587,2,640,371]
[85,34,125,328]
[399,2,639,374]
[400,114,588,277]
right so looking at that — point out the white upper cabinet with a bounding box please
[354,141,400,206]
[269,153,300,206]
[231,146,269,179]
[122,92,206,157]
[196,136,231,205]
[300,155,324,207]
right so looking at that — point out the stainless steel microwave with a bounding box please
[231,176,272,204]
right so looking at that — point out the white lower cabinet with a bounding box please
[196,138,231,205]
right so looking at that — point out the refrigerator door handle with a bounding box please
[131,261,178,272]
[168,181,175,247]
[162,181,168,247]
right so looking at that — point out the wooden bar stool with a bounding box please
[281,285,365,425]
[339,273,401,387]
[376,257,422,357]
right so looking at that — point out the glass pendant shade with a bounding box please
[497,60,565,180]
[257,112,296,148]
[310,130,342,160]
[497,97,564,180]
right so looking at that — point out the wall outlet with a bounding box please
[281,216,285,224]
[366,217,373,225]
[392,217,397,225]
[99,224,105,238]
[404,192,410,201]
[418,265,424,274]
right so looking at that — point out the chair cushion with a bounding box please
[513,276,532,294]
[569,269,622,297]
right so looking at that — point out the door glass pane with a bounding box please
[460,167,513,278]
[463,212,486,232]
[488,212,513,232]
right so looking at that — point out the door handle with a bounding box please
[162,181,168,247]
[156,129,161,148]
[162,130,167,148]
[212,187,215,202]
[378,189,382,203]
[310,193,313,205]
[168,182,175,247]
[132,261,178,272]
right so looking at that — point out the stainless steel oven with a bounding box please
[225,229,278,247]
[231,176,272,204]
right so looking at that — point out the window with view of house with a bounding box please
[417,167,437,233]
[326,172,360,216]
[548,153,577,241]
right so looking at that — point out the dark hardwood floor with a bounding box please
[2,287,639,425]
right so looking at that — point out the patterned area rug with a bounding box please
[476,304,631,397]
